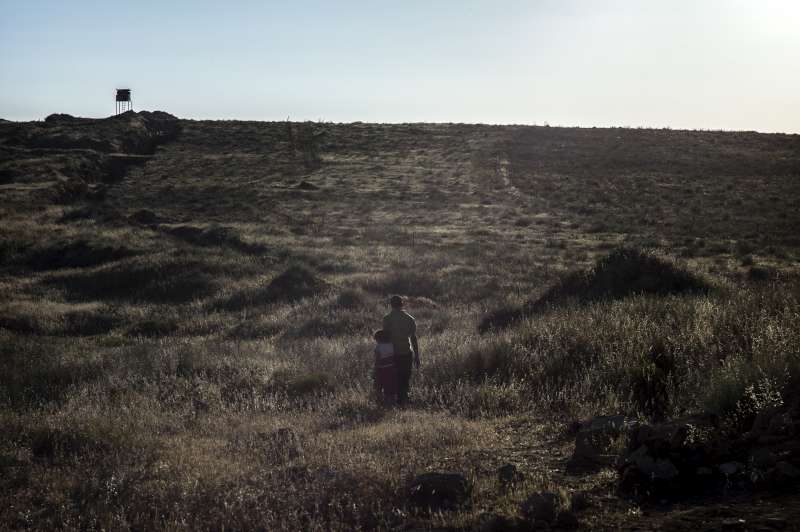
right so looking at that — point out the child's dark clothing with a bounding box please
[374,341,397,405]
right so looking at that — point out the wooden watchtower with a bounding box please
[115,89,132,114]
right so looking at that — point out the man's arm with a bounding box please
[410,334,420,368]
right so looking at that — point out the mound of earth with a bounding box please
[162,224,265,254]
[46,256,218,303]
[263,265,330,302]
[26,240,136,271]
[0,111,181,204]
[480,248,711,333]
[218,265,329,311]
[11,111,181,154]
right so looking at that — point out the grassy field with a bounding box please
[1,115,799,530]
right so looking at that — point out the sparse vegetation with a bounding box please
[1,116,799,529]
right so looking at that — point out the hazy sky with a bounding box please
[1,0,798,132]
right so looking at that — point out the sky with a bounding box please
[1,0,799,132]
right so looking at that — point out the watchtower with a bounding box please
[115,89,132,114]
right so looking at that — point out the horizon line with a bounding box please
[3,111,798,136]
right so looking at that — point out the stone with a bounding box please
[629,414,717,451]
[622,445,679,480]
[520,492,559,524]
[407,472,471,511]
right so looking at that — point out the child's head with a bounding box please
[373,329,390,343]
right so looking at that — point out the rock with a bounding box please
[628,414,715,452]
[407,472,471,511]
[719,462,744,477]
[497,463,524,488]
[520,492,559,524]
[623,445,679,480]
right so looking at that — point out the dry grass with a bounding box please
[1,118,799,529]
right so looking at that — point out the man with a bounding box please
[382,295,420,405]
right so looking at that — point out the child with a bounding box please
[373,329,397,406]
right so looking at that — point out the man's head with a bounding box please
[389,295,404,309]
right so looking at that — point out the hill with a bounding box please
[1,114,799,530]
